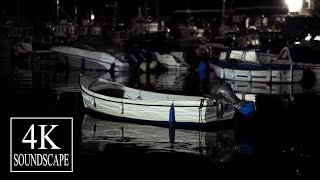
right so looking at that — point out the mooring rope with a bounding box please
[136,89,142,100]
[120,99,124,114]
[198,99,205,123]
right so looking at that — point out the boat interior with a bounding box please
[85,77,206,102]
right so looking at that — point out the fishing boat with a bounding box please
[80,74,235,126]
[212,48,304,83]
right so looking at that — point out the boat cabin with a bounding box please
[52,24,75,38]
[218,49,260,64]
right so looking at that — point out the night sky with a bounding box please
[1,0,288,23]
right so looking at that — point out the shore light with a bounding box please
[305,34,312,41]
[90,9,95,21]
[285,0,303,12]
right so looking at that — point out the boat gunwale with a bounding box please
[80,75,215,108]
[51,46,129,65]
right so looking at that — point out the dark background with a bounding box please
[1,0,287,23]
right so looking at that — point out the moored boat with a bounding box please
[51,46,129,71]
[152,51,188,71]
[80,74,235,125]
[212,48,304,83]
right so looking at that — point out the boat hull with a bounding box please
[213,64,303,83]
[153,52,188,71]
[296,63,320,80]
[51,46,129,71]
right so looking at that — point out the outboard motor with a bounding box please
[210,81,255,117]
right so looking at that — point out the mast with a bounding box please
[156,0,159,20]
[57,0,60,24]
[220,0,226,36]
[144,1,149,18]
[17,0,20,24]
[105,1,118,29]
[55,0,75,25]
[74,0,77,25]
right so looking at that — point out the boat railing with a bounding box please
[9,27,33,40]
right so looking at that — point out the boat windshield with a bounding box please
[229,50,258,63]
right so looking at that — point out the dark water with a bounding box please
[4,57,319,178]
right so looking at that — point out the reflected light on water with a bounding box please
[235,93,257,102]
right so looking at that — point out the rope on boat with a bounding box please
[93,97,96,108]
[198,99,205,123]
[267,68,272,82]
[81,57,85,70]
[125,91,131,99]
[290,63,293,83]
[63,55,69,67]
[136,90,142,100]
[120,100,124,114]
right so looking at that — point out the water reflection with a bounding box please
[81,114,237,163]
[228,80,320,96]
[51,70,109,93]
[12,58,211,97]
[138,70,188,91]
[225,80,320,111]
[9,58,318,176]
[48,69,189,94]
[12,67,55,91]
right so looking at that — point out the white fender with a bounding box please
[247,71,252,81]
[220,68,224,79]
[119,102,124,114]
[266,68,272,82]
[230,70,235,79]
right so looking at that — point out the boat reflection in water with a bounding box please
[50,70,130,93]
[227,80,320,96]
[139,70,188,91]
[226,80,320,104]
[49,69,187,94]
[81,113,238,164]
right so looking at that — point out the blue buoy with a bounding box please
[169,103,175,128]
[198,60,207,81]
[238,101,256,117]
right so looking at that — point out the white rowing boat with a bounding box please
[80,74,235,125]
